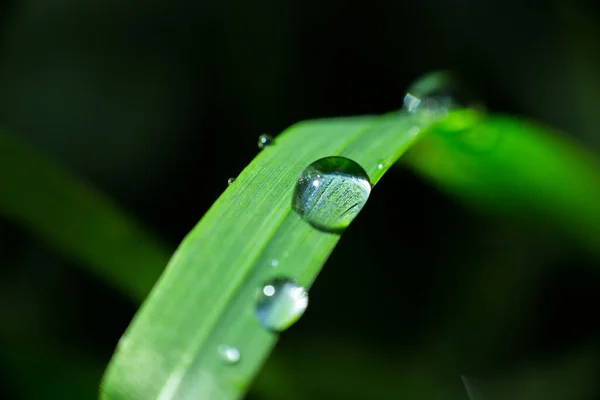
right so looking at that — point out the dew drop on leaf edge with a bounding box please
[292,156,371,233]
[255,278,308,332]
[403,70,482,123]
[258,134,273,149]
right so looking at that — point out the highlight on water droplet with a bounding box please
[217,345,240,365]
[255,278,308,332]
[292,156,371,233]
[257,134,273,149]
[227,177,236,185]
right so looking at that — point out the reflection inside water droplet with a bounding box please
[263,285,276,296]
[227,177,236,185]
[292,156,371,233]
[217,345,240,364]
[255,278,308,332]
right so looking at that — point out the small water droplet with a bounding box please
[403,71,482,124]
[258,134,273,149]
[255,278,308,332]
[217,345,240,364]
[292,156,371,233]
[227,177,236,185]
[269,259,279,268]
[377,163,383,170]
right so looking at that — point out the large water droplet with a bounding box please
[217,345,240,365]
[257,134,273,149]
[255,278,308,332]
[292,156,371,233]
[403,71,482,124]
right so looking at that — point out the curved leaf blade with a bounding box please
[100,112,424,400]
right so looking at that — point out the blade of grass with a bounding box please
[0,132,171,300]
[6,107,598,399]
[404,114,600,257]
[100,112,425,400]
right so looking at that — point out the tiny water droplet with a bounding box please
[258,134,273,149]
[227,177,236,185]
[256,278,308,332]
[377,163,383,170]
[292,156,371,233]
[403,71,482,124]
[269,259,279,268]
[217,345,240,364]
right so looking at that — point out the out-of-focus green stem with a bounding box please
[0,132,171,301]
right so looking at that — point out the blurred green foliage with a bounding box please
[2,0,600,399]
[0,132,169,301]
[405,114,600,256]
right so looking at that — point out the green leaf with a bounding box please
[100,112,425,400]
[405,114,600,256]
[0,132,170,300]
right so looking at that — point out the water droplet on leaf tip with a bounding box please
[217,345,240,364]
[255,278,308,332]
[258,134,273,149]
[403,70,482,124]
[292,156,371,233]
[227,177,236,185]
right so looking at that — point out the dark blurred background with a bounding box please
[1,0,600,398]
